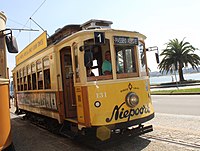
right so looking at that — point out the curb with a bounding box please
[150,83,200,89]
[151,92,200,95]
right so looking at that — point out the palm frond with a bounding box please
[158,38,200,81]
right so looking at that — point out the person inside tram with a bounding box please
[102,51,112,75]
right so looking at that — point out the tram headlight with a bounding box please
[125,92,139,108]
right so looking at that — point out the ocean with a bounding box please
[150,72,200,84]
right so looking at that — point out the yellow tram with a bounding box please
[0,11,17,151]
[13,19,154,141]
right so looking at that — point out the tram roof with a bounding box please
[47,19,146,45]
[15,20,146,66]
[47,24,81,45]
[48,27,146,46]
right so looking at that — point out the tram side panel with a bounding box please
[14,49,62,123]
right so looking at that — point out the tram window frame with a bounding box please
[23,67,27,90]
[73,44,80,83]
[31,63,37,90]
[27,65,32,90]
[83,38,112,81]
[115,45,138,79]
[43,56,51,89]
[36,59,43,90]
[20,69,23,91]
[138,41,148,76]
[17,71,19,78]
[37,71,43,89]
[17,71,20,91]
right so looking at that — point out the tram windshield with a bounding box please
[115,46,136,74]
[82,38,111,78]
[82,37,147,81]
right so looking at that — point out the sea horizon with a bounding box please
[150,72,200,85]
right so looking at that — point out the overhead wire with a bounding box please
[7,18,30,29]
[16,0,47,38]
[29,0,47,19]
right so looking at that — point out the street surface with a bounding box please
[10,95,200,151]
[152,95,200,116]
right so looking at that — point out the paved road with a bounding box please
[10,114,91,151]
[10,96,200,151]
[11,114,196,151]
[152,95,200,116]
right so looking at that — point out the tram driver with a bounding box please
[102,51,112,75]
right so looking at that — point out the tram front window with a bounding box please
[83,38,111,80]
[116,46,136,75]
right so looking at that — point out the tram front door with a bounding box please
[60,47,77,118]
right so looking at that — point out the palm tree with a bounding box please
[158,38,200,82]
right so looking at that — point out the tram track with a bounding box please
[142,134,200,150]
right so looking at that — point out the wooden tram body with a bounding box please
[13,19,154,141]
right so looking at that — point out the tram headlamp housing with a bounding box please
[125,92,139,108]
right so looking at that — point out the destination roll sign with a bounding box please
[114,36,138,45]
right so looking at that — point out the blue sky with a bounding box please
[1,0,200,72]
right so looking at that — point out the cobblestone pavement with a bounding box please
[143,113,200,151]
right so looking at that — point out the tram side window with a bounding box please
[27,65,32,90]
[32,63,37,90]
[20,69,23,91]
[23,67,27,90]
[32,73,37,90]
[116,46,136,74]
[43,57,51,89]
[37,60,43,90]
[28,75,31,90]
[17,71,20,91]
[138,41,147,76]
[44,69,50,89]
[37,71,43,89]
[16,71,19,79]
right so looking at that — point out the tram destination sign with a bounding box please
[114,36,138,45]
